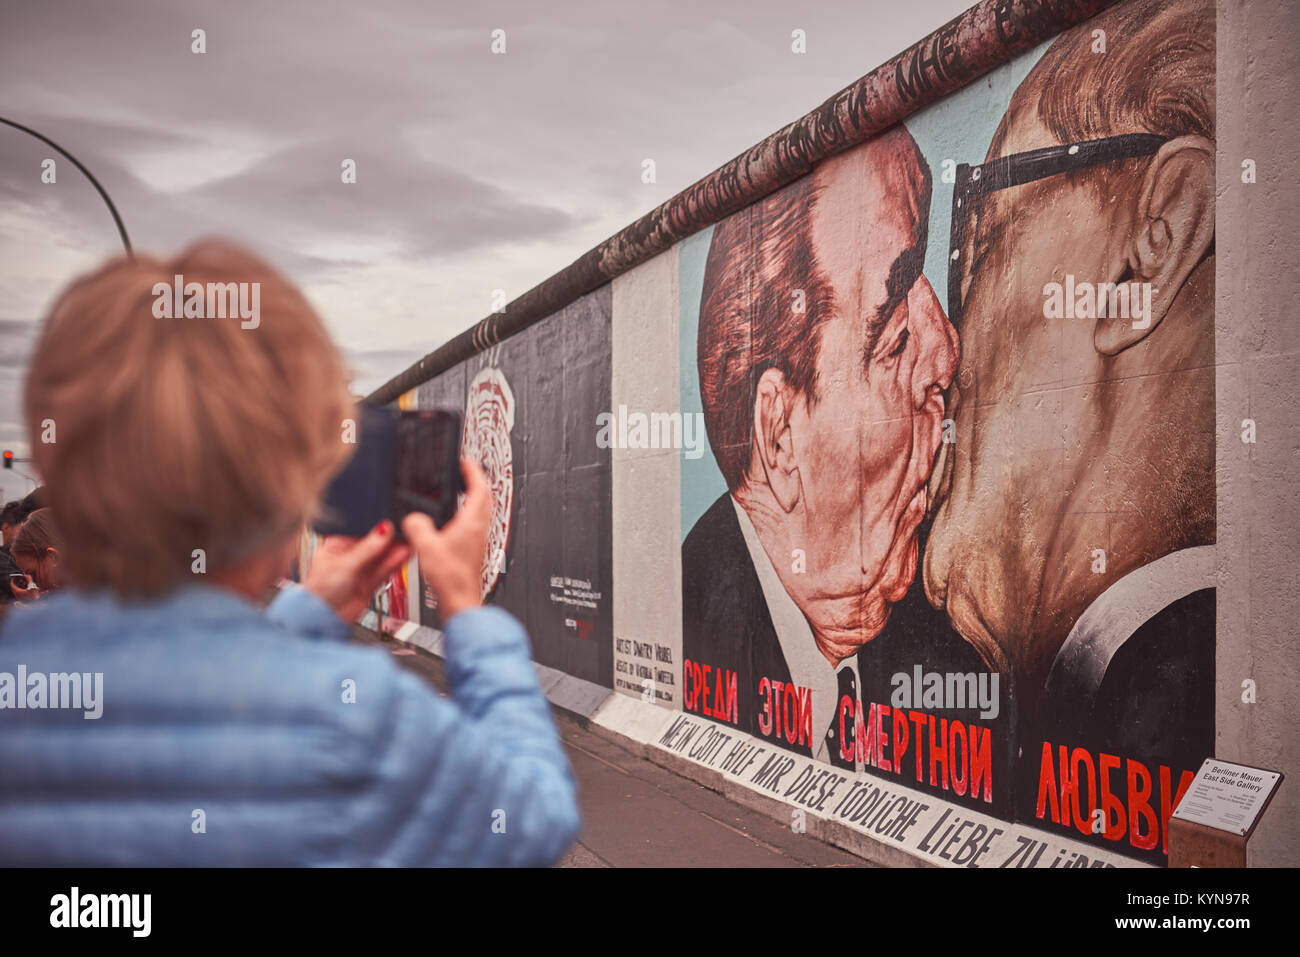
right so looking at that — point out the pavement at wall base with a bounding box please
[351,626,868,867]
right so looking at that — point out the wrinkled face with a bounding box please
[923,101,1139,673]
[779,134,958,642]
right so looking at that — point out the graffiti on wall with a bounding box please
[412,365,517,622]
[324,292,614,693]
[463,367,517,599]
[679,0,1214,863]
[416,291,614,688]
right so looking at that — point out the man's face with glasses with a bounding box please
[922,99,1181,686]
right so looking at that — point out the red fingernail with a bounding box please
[375,521,391,535]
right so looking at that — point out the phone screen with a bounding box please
[313,406,464,538]
[392,410,463,529]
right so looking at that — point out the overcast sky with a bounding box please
[0,0,972,500]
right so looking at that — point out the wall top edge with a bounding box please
[367,0,1120,405]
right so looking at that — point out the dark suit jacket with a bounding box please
[1039,587,1215,774]
[681,493,994,763]
[683,493,1210,838]
[682,493,799,748]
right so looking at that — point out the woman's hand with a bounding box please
[402,458,493,622]
[9,575,36,600]
[304,521,411,623]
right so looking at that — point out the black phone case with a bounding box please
[312,406,463,539]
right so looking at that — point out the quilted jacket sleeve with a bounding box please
[265,585,580,865]
[308,605,583,866]
[357,605,581,865]
[266,583,354,642]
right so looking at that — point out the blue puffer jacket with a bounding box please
[0,583,581,866]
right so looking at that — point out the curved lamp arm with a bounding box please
[0,115,133,257]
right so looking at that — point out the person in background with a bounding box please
[0,501,26,606]
[9,507,61,594]
[1,501,22,546]
[0,239,581,866]
[18,486,46,520]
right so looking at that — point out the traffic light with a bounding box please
[2,450,11,469]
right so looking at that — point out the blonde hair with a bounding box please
[24,239,354,597]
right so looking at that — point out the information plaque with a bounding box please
[1171,759,1283,837]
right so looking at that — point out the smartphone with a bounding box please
[313,406,465,539]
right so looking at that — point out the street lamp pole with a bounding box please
[0,116,133,257]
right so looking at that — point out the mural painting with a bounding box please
[680,0,1214,863]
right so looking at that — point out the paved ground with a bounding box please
[353,627,868,868]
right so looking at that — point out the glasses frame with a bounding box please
[946,132,1169,329]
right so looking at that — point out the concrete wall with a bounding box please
[1215,0,1300,868]
[374,288,615,689]
[350,0,1298,867]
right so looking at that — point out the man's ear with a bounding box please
[753,367,800,512]
[1094,135,1214,355]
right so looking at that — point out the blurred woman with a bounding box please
[9,506,60,593]
[0,240,580,866]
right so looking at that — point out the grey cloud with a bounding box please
[0,320,41,370]
[180,137,580,261]
[0,0,975,452]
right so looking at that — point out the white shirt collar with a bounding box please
[1045,544,1216,704]
[731,496,860,767]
